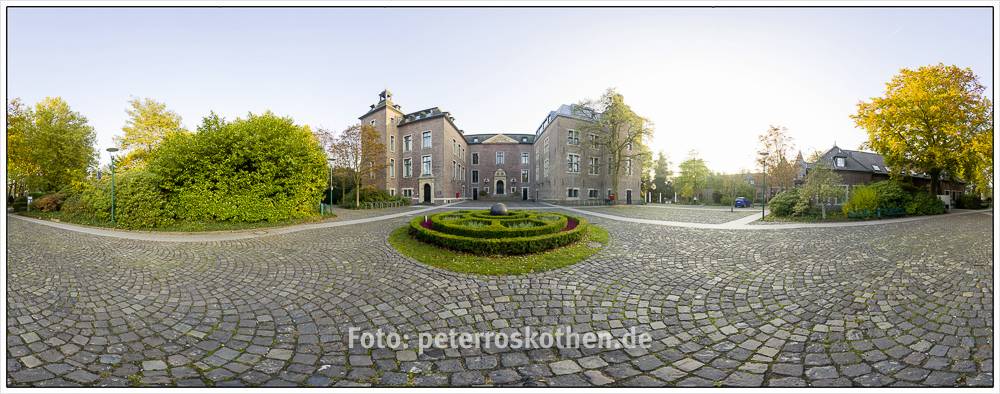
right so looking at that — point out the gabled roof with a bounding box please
[807,145,963,182]
[812,146,890,174]
[465,133,535,145]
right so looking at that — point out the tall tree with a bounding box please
[756,125,796,194]
[574,88,653,196]
[675,151,710,203]
[330,124,386,207]
[796,163,843,219]
[852,63,993,195]
[652,151,672,201]
[7,97,97,193]
[117,98,185,167]
[6,99,34,198]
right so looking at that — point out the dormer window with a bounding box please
[835,157,846,168]
[872,165,880,171]
[472,137,479,143]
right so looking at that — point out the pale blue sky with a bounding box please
[7,7,993,172]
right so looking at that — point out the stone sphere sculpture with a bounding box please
[490,202,508,216]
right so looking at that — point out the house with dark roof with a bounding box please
[797,145,967,202]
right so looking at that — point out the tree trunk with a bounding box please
[929,169,941,196]
[355,176,361,207]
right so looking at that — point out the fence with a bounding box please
[359,200,407,210]
[548,199,647,207]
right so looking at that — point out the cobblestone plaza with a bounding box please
[4,204,994,387]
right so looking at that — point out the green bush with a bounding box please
[956,194,983,209]
[62,169,176,228]
[11,197,28,212]
[842,186,879,216]
[906,192,945,215]
[409,215,588,255]
[148,112,328,222]
[869,180,912,210]
[428,210,567,238]
[340,186,409,208]
[792,197,814,217]
[768,189,799,217]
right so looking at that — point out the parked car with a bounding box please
[734,197,750,208]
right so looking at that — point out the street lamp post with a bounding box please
[327,158,335,212]
[758,151,768,220]
[106,147,120,225]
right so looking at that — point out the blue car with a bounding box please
[734,197,750,208]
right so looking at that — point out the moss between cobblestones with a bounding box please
[389,224,609,275]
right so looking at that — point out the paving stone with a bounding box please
[806,366,839,380]
[3,205,991,388]
[550,360,582,375]
[142,360,167,371]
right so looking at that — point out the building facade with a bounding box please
[358,90,641,204]
[797,145,967,202]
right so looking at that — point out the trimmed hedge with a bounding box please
[428,210,568,238]
[409,214,588,255]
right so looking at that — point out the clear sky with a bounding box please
[7,7,993,173]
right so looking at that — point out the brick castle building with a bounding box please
[359,90,641,204]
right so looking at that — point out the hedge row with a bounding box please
[409,215,588,255]
[429,210,568,238]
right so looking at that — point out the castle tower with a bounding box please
[359,89,404,194]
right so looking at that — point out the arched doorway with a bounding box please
[423,183,431,203]
[494,169,506,195]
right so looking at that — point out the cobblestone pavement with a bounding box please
[5,211,993,387]
[327,205,423,222]
[576,205,759,224]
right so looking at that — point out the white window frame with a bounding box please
[472,152,479,165]
[521,169,529,183]
[567,154,580,173]
[422,130,432,149]
[389,188,396,196]
[421,155,432,176]
[389,135,395,152]
[389,158,395,178]
[496,151,504,165]
[472,170,479,183]
[588,189,598,199]
[452,160,458,180]
[403,158,412,178]
[402,188,413,197]
[589,157,600,175]
[835,157,846,168]
[567,129,580,145]
[521,152,529,165]
[403,135,413,152]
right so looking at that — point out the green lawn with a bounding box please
[389,224,609,276]
[16,210,337,232]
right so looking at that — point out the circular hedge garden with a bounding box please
[408,210,588,255]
